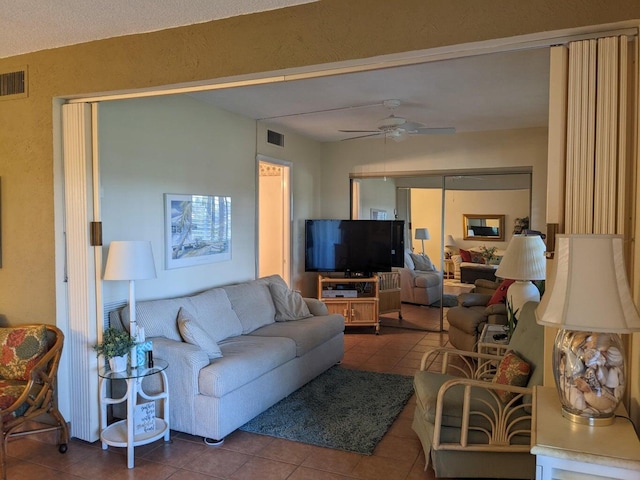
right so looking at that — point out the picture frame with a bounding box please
[370,208,387,220]
[164,193,231,269]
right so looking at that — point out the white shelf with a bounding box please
[100,418,169,447]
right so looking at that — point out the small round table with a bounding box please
[98,358,170,468]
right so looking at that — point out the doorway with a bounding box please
[258,156,291,284]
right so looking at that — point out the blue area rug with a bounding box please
[239,366,414,455]
[431,294,458,307]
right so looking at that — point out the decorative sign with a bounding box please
[134,401,156,435]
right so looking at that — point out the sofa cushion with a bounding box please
[269,283,313,322]
[177,308,223,359]
[459,292,491,307]
[413,272,440,288]
[199,335,296,397]
[187,288,243,343]
[410,253,435,271]
[249,314,344,357]
[223,280,276,334]
[120,298,186,342]
[459,249,472,262]
[0,326,47,381]
[404,249,415,270]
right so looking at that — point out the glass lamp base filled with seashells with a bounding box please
[553,330,625,426]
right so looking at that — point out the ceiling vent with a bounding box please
[267,129,284,147]
[0,66,28,100]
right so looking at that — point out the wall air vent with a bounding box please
[0,66,28,100]
[267,129,284,147]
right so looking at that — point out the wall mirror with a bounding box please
[463,214,505,241]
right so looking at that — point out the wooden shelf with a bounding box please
[318,275,380,334]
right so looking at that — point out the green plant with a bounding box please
[479,245,498,263]
[93,327,135,359]
[505,297,519,341]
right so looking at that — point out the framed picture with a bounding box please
[164,194,231,269]
[370,208,387,220]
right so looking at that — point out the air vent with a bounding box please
[267,129,284,147]
[0,66,27,100]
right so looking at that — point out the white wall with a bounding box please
[99,95,258,304]
[358,178,397,220]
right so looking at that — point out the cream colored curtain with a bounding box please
[564,35,637,236]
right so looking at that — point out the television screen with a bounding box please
[305,219,404,275]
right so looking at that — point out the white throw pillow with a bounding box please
[269,283,313,322]
[404,250,416,270]
[177,307,223,359]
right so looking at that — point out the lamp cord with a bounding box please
[615,414,639,437]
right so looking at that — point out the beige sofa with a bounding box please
[109,274,344,444]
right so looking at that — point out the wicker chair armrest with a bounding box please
[432,377,534,453]
[419,347,504,379]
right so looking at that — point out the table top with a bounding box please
[531,386,640,470]
[479,324,509,345]
[98,358,168,380]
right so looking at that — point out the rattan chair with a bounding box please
[0,324,69,479]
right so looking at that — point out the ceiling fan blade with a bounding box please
[412,127,456,135]
[341,132,383,141]
[338,129,380,133]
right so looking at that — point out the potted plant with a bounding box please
[93,327,136,372]
[479,245,498,264]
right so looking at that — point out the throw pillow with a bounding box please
[0,325,48,381]
[492,350,531,403]
[487,279,516,306]
[177,308,223,359]
[269,283,313,322]
[470,251,485,264]
[459,249,472,262]
[404,250,415,270]
[409,253,435,271]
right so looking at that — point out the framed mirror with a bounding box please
[463,214,505,241]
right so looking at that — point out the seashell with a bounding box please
[584,368,601,394]
[595,333,612,351]
[583,349,605,367]
[574,376,592,393]
[606,347,623,367]
[605,367,620,389]
[584,335,598,349]
[596,365,608,384]
[583,390,617,413]
[570,332,589,350]
[568,387,586,410]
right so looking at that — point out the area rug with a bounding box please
[430,294,458,307]
[239,366,414,455]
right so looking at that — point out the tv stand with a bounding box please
[318,274,380,334]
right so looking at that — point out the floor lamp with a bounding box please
[415,228,430,255]
[104,241,157,345]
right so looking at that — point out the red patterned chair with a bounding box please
[0,325,69,480]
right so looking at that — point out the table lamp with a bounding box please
[444,234,456,258]
[415,228,430,255]
[495,234,546,317]
[104,241,157,343]
[535,234,640,425]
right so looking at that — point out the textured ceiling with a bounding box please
[0,0,316,58]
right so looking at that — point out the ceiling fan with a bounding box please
[339,99,455,141]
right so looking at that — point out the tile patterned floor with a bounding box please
[4,305,472,480]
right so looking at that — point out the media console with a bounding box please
[318,274,380,334]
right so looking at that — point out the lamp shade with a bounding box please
[104,241,157,281]
[415,228,430,240]
[445,235,456,247]
[495,234,546,281]
[535,234,640,333]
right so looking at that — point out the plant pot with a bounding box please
[109,354,128,373]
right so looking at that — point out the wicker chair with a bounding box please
[0,325,69,479]
[412,302,543,478]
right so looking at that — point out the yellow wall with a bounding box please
[0,2,639,321]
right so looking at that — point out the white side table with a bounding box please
[98,358,170,468]
[532,385,640,480]
[477,323,509,355]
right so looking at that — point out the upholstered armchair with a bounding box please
[0,325,69,480]
[412,302,543,479]
[398,250,442,306]
[446,279,509,351]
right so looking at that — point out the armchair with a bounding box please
[398,250,442,306]
[412,302,543,478]
[446,279,509,351]
[0,325,69,480]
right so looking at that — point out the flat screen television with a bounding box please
[304,219,404,275]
